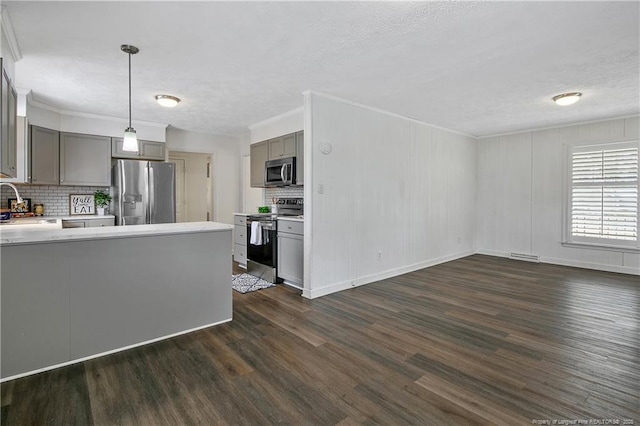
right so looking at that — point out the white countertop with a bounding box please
[0,221,232,246]
[234,212,304,222]
[54,215,116,220]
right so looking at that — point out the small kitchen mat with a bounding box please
[232,273,276,294]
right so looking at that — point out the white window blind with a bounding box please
[571,142,638,244]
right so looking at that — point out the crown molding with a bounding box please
[27,93,168,129]
[303,90,475,139]
[0,6,23,62]
[248,106,304,130]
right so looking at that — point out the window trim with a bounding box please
[563,139,640,251]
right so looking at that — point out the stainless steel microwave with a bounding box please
[265,157,296,187]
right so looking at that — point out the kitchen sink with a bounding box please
[0,217,63,229]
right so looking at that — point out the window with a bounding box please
[569,141,639,248]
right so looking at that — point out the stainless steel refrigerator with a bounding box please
[111,160,176,225]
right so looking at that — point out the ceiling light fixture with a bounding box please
[552,92,582,106]
[121,44,139,152]
[155,95,181,108]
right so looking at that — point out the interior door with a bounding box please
[171,158,186,222]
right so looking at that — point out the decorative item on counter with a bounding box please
[0,208,11,222]
[33,203,44,216]
[69,194,95,215]
[93,190,112,216]
[257,206,270,213]
[271,197,278,215]
[8,198,31,216]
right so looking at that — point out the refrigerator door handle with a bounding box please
[147,164,153,224]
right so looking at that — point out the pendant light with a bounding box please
[121,44,139,152]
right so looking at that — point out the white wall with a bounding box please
[476,116,640,274]
[165,127,241,225]
[304,92,477,298]
[27,104,166,142]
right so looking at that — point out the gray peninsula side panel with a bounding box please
[68,231,232,360]
[1,243,72,378]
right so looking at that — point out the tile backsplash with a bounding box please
[1,184,109,216]
[265,186,303,205]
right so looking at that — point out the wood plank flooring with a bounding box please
[2,255,639,425]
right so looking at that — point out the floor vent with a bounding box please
[509,252,540,263]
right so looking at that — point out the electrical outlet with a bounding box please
[318,184,324,194]
[377,251,382,260]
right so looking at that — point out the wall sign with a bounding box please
[69,194,95,215]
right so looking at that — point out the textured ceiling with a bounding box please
[3,1,639,138]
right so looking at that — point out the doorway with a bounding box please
[168,151,212,222]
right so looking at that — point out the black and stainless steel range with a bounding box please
[246,198,303,283]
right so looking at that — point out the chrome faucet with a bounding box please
[1,183,24,205]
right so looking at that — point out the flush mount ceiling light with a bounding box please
[121,44,139,152]
[155,95,181,108]
[552,92,582,106]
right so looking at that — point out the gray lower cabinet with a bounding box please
[30,125,60,184]
[277,219,303,288]
[111,138,165,161]
[62,217,115,228]
[233,214,247,267]
[60,132,111,186]
[250,140,269,187]
[295,131,304,185]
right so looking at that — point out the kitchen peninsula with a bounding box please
[0,222,233,380]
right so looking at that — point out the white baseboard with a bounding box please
[305,248,639,299]
[475,249,639,276]
[0,317,233,383]
[305,250,475,299]
[540,256,640,276]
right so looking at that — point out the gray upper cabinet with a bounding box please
[1,62,17,178]
[250,140,269,188]
[30,126,60,185]
[295,131,304,186]
[268,133,296,160]
[111,138,165,161]
[60,132,111,186]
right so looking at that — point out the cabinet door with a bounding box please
[30,126,60,185]
[60,133,111,186]
[62,220,86,228]
[0,65,17,178]
[295,131,304,185]
[250,141,269,187]
[277,232,304,286]
[84,218,115,227]
[112,138,165,161]
[268,134,296,160]
[140,140,165,160]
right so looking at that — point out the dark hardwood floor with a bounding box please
[2,255,639,425]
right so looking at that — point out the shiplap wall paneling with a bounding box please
[310,97,361,291]
[444,128,477,257]
[476,133,532,256]
[477,116,639,274]
[308,93,476,297]
[408,124,434,264]
[530,125,576,260]
[354,110,410,277]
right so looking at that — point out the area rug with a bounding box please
[232,273,276,294]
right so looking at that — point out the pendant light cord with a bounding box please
[128,52,132,129]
